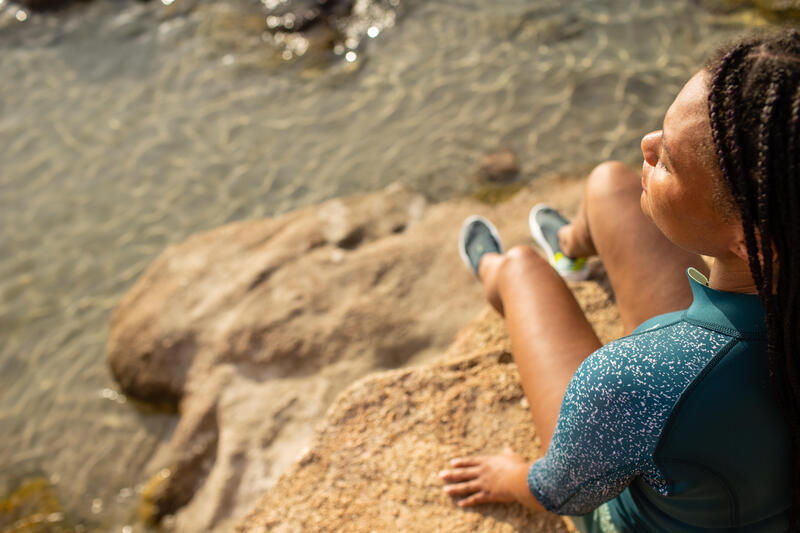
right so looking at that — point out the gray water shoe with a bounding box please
[529,204,589,281]
[458,216,503,278]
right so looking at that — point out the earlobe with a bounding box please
[733,241,749,262]
[729,229,777,265]
[730,231,750,262]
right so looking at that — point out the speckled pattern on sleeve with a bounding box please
[527,315,734,516]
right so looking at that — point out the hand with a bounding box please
[439,447,539,509]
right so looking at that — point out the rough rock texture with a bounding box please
[107,174,619,532]
[237,288,621,532]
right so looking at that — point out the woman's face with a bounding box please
[640,70,740,258]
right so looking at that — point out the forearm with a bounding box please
[511,461,547,512]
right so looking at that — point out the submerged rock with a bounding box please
[742,0,800,11]
[17,0,71,10]
[703,0,800,17]
[264,0,355,33]
[477,148,520,183]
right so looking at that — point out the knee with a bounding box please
[502,245,548,274]
[585,161,638,203]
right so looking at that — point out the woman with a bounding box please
[440,31,799,532]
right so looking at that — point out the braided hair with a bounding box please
[706,29,800,527]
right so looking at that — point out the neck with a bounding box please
[709,255,758,294]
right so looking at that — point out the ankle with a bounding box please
[558,225,580,257]
[559,225,595,258]
[477,252,502,282]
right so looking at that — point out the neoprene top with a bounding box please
[527,268,792,532]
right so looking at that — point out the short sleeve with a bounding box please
[527,321,731,515]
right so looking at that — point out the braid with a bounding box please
[786,82,800,521]
[756,77,779,377]
[709,44,765,291]
[707,30,800,529]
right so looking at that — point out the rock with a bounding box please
[139,380,221,526]
[106,183,428,407]
[702,0,800,16]
[17,0,71,10]
[108,174,618,531]
[477,148,520,183]
[747,0,800,11]
[264,0,354,33]
[237,298,619,532]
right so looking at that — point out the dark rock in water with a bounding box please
[477,147,520,183]
[702,0,800,16]
[18,0,153,12]
[18,0,75,11]
[748,0,800,10]
[264,0,354,33]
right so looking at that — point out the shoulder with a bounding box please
[568,317,736,416]
[584,314,735,377]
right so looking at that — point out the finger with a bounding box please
[438,467,480,483]
[459,491,488,507]
[449,457,483,468]
[443,480,481,497]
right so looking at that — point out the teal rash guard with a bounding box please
[527,268,792,532]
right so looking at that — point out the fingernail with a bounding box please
[438,470,447,478]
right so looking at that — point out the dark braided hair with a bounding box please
[706,29,800,528]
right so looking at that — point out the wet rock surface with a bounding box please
[107,174,622,531]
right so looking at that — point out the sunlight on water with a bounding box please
[0,0,763,528]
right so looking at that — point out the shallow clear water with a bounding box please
[0,0,755,528]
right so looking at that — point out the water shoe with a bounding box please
[458,215,503,278]
[529,204,589,281]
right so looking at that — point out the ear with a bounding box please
[729,225,750,262]
[728,225,778,265]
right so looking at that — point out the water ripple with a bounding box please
[0,0,760,527]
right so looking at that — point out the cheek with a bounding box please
[643,179,693,241]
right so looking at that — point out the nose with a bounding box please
[641,130,662,168]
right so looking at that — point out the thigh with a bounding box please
[583,162,709,334]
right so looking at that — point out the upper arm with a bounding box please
[526,320,732,515]
[526,336,663,515]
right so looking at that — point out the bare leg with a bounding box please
[478,249,601,451]
[440,162,710,510]
[559,161,709,334]
[478,162,708,448]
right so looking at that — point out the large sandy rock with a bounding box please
[107,183,431,406]
[107,175,617,531]
[237,289,621,532]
